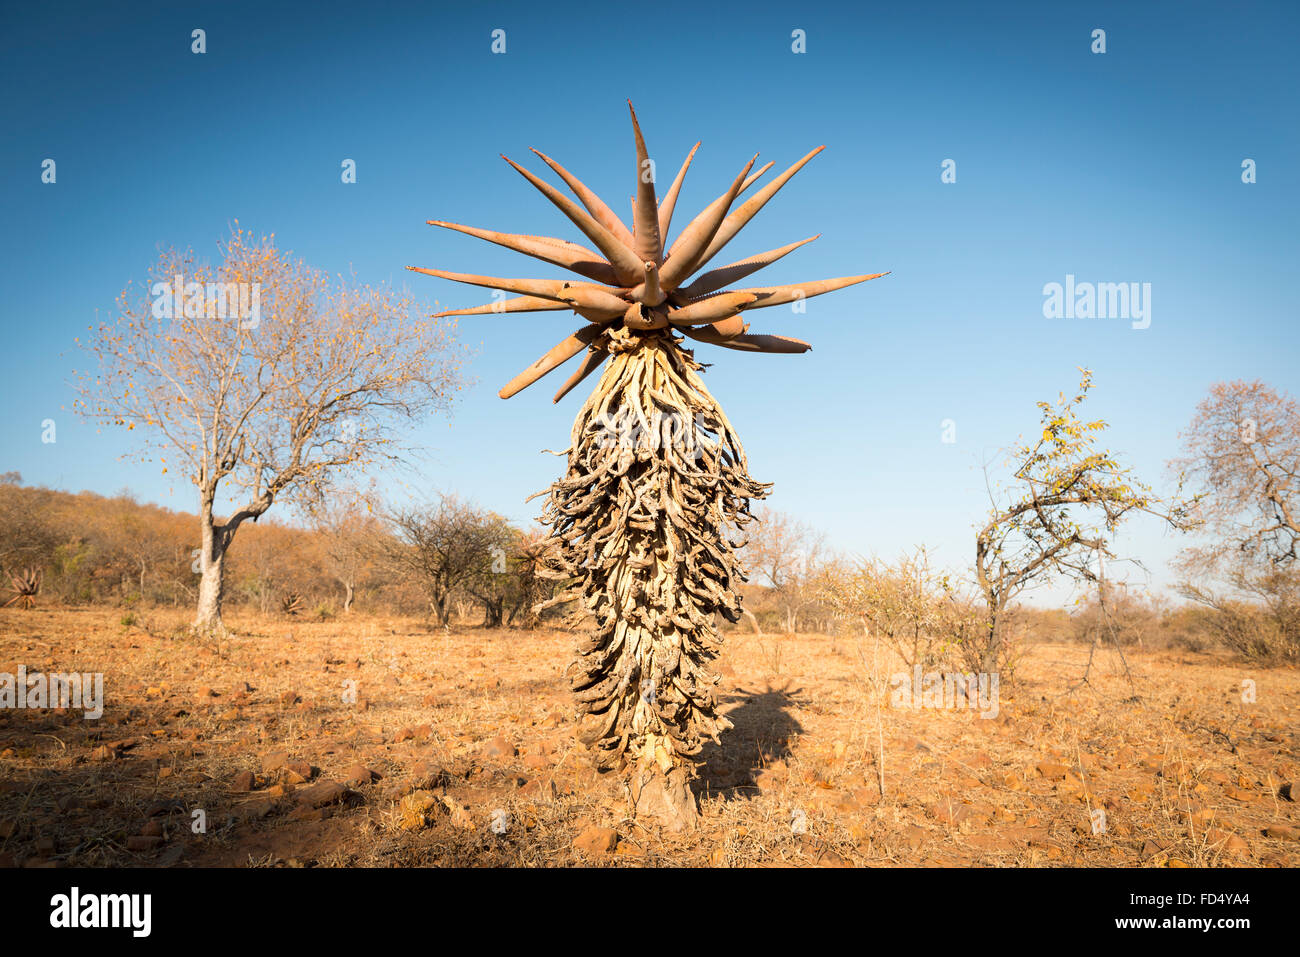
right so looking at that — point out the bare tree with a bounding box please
[75,228,462,633]
[509,533,554,628]
[745,507,826,633]
[1173,380,1299,567]
[104,493,174,598]
[384,494,506,627]
[975,369,1194,672]
[1171,381,1300,661]
[309,484,382,613]
[0,475,62,578]
[462,514,522,627]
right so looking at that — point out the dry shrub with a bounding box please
[822,548,981,671]
[1068,588,1162,648]
[1177,559,1300,664]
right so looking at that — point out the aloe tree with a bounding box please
[411,103,883,829]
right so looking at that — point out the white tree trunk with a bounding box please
[194,503,227,634]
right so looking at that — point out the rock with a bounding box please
[1035,761,1069,781]
[481,736,515,759]
[1279,781,1296,802]
[343,764,380,788]
[261,751,289,774]
[922,800,991,827]
[1058,775,1087,799]
[141,820,164,838]
[1158,762,1192,783]
[286,806,328,823]
[1205,828,1249,856]
[126,835,162,852]
[279,690,300,706]
[90,744,116,762]
[573,826,618,856]
[232,771,256,792]
[965,832,1010,852]
[1187,806,1216,829]
[441,796,475,830]
[1263,824,1300,842]
[409,761,447,790]
[1223,785,1256,802]
[815,848,850,867]
[1141,838,1169,860]
[900,825,928,850]
[296,781,348,809]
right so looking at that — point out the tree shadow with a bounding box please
[694,680,804,802]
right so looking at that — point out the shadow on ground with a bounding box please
[695,681,803,801]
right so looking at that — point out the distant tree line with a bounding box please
[4,374,1296,666]
[0,475,553,627]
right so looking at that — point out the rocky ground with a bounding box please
[0,606,1296,867]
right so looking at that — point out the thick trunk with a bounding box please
[629,765,698,833]
[430,592,451,627]
[481,597,504,628]
[541,333,767,833]
[343,581,354,613]
[194,512,227,634]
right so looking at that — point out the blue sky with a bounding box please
[3,0,1297,602]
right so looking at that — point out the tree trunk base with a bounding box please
[628,766,699,833]
[191,618,229,641]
